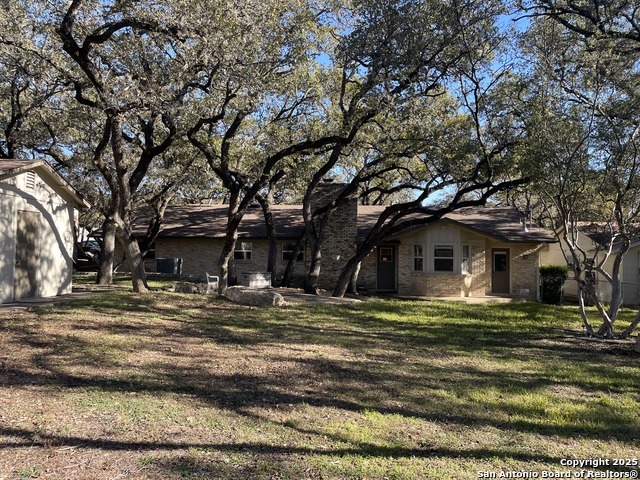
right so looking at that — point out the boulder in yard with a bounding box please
[174,282,203,294]
[225,286,285,307]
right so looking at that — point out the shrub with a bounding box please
[540,265,569,304]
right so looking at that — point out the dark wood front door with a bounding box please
[377,246,396,291]
[492,249,509,294]
[14,211,40,300]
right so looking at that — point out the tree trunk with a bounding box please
[304,216,329,295]
[304,210,331,295]
[281,230,306,288]
[334,246,372,297]
[621,309,640,338]
[258,197,278,287]
[217,237,235,294]
[304,239,322,295]
[604,248,626,326]
[592,290,615,339]
[97,218,116,285]
[348,261,361,294]
[577,280,595,336]
[117,231,148,293]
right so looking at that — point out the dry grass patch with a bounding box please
[0,290,638,479]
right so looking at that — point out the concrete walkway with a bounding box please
[277,289,363,305]
[0,288,99,311]
[273,289,530,305]
[391,295,528,304]
[0,286,528,312]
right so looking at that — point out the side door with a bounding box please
[491,249,510,294]
[377,246,396,291]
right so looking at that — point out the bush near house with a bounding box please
[540,264,570,304]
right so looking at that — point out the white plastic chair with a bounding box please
[206,273,219,294]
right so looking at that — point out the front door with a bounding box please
[377,246,396,291]
[492,249,509,294]
[14,211,40,300]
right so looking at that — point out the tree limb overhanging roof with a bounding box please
[142,204,555,244]
[0,159,90,209]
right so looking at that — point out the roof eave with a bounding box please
[0,160,90,209]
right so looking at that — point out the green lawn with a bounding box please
[0,289,638,479]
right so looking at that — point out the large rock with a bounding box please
[225,286,285,307]
[174,282,205,294]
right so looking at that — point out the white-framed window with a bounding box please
[461,245,470,274]
[282,243,303,262]
[234,242,252,260]
[413,244,424,271]
[433,244,454,272]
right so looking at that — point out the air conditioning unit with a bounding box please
[156,258,183,275]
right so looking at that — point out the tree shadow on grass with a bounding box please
[2,347,638,444]
[1,294,639,479]
[0,423,567,464]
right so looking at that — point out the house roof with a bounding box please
[557,222,640,250]
[0,159,90,209]
[147,203,555,244]
[442,206,556,243]
[379,206,556,243]
[149,204,306,239]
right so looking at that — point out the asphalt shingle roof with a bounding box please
[147,204,555,244]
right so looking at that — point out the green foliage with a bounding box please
[539,264,569,280]
[540,264,569,305]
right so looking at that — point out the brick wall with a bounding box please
[495,243,539,300]
[480,243,540,300]
[393,239,464,296]
[135,237,307,285]
[365,232,542,299]
[466,245,488,296]
[310,182,358,290]
[358,249,378,292]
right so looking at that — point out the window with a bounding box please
[413,244,424,271]
[379,247,393,262]
[461,245,470,274]
[282,243,303,262]
[434,244,454,272]
[234,242,252,260]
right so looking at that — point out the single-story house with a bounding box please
[540,225,640,306]
[138,185,555,300]
[0,159,89,303]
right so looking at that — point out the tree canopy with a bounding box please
[2,0,639,337]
